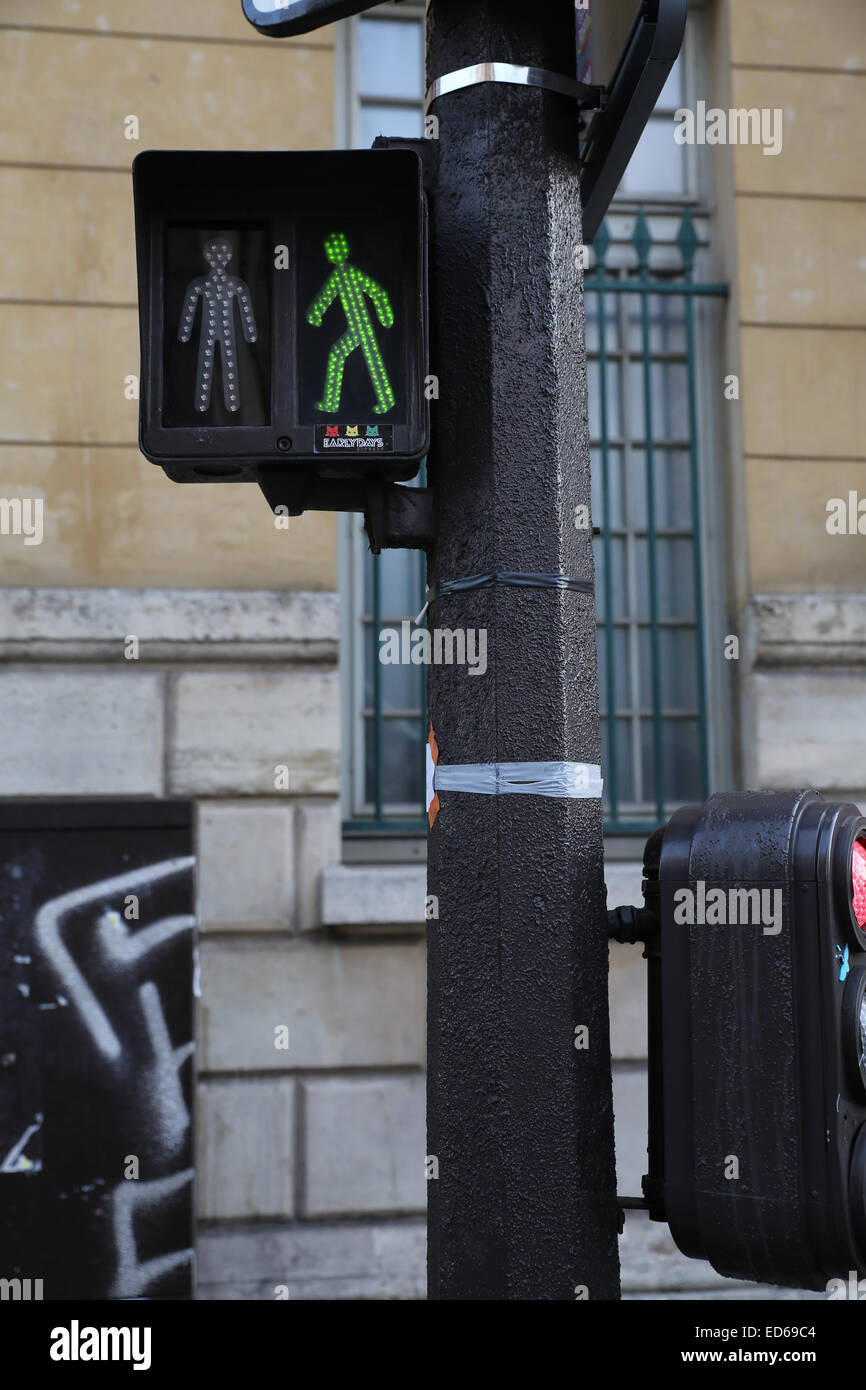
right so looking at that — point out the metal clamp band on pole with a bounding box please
[425,62,601,114]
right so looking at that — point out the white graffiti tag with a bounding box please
[34,857,195,1064]
[33,856,196,1294]
[110,1169,195,1300]
[1,1112,43,1173]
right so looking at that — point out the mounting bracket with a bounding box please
[257,469,434,553]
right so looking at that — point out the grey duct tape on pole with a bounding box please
[422,572,602,820]
[426,752,603,826]
[435,762,603,798]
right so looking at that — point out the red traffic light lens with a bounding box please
[852,838,866,928]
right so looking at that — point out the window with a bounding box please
[339,1,728,839]
[336,2,427,150]
[583,2,730,830]
[618,54,689,198]
[338,3,428,833]
[586,209,727,829]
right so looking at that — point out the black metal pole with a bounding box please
[425,0,620,1300]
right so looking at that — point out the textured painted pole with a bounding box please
[425,0,620,1300]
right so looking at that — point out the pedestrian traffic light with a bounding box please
[133,149,429,486]
[640,789,866,1289]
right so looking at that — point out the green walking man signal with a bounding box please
[306,231,396,416]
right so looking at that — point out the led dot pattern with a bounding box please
[177,237,257,413]
[852,839,866,928]
[306,231,396,416]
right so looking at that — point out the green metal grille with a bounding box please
[587,207,727,832]
[343,464,428,835]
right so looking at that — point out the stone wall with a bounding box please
[0,0,337,594]
[0,585,430,1297]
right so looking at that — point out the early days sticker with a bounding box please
[314,423,394,453]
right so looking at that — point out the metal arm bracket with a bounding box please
[257,469,434,553]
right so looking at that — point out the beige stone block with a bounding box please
[0,468,77,584]
[746,458,866,592]
[0,305,138,444]
[0,447,337,590]
[0,30,333,168]
[302,1075,426,1217]
[4,0,335,44]
[749,669,866,793]
[198,939,426,1071]
[0,667,163,795]
[0,585,339,652]
[197,1077,296,1221]
[741,326,866,460]
[736,198,866,328]
[294,798,342,932]
[750,593,866,665]
[612,1066,648,1197]
[609,941,647,1062]
[196,1221,426,1301]
[95,461,337,591]
[169,666,339,795]
[96,454,338,592]
[0,168,137,305]
[605,863,644,911]
[731,69,866,198]
[321,864,427,929]
[198,801,295,931]
[730,0,864,71]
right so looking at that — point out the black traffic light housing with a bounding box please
[241,0,382,38]
[133,148,429,488]
[635,789,866,1289]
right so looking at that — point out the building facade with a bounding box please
[0,0,862,1297]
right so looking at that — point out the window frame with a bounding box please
[335,0,427,153]
[337,0,731,847]
[612,0,707,210]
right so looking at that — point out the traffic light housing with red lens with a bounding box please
[642,789,866,1289]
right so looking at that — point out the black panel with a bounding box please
[647,790,866,1289]
[242,0,380,39]
[0,801,195,1301]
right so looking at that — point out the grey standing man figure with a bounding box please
[178,236,257,413]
